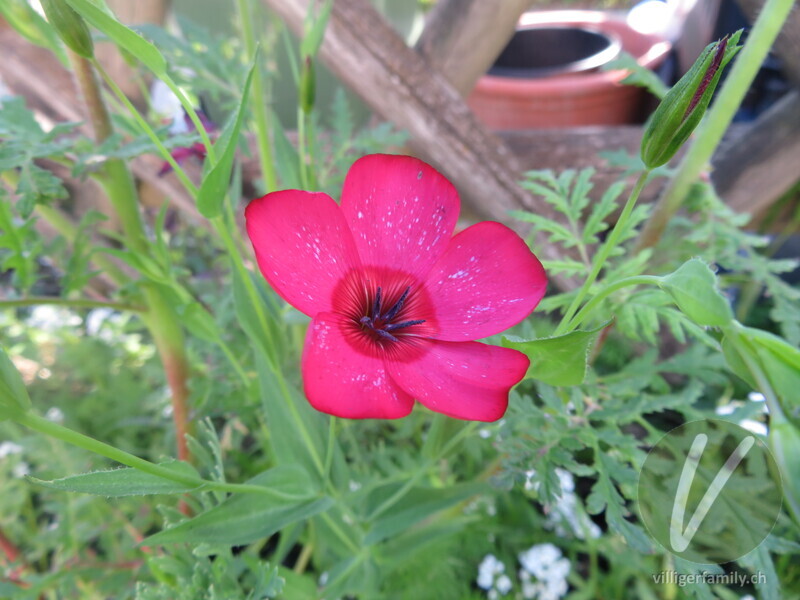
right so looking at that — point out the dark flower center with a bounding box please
[358,286,426,343]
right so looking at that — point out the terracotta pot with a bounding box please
[467,10,671,130]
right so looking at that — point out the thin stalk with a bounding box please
[0,297,143,312]
[324,416,336,483]
[564,275,662,331]
[636,0,795,250]
[69,52,194,463]
[236,0,278,193]
[556,171,651,335]
[293,542,314,574]
[14,412,308,500]
[297,106,310,189]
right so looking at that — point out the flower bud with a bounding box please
[299,56,316,115]
[40,0,94,59]
[641,31,742,169]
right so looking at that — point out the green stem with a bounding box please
[556,170,651,335]
[70,53,194,463]
[324,416,336,483]
[14,412,305,500]
[564,275,662,331]
[297,106,310,189]
[0,297,143,312]
[636,0,795,250]
[236,0,278,193]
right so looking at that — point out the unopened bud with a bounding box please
[641,31,742,168]
[41,0,94,59]
[299,56,316,115]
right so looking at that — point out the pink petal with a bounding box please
[340,154,459,279]
[245,191,361,317]
[423,221,547,341]
[302,312,415,419]
[387,340,529,422]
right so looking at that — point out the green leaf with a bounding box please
[768,421,800,524]
[178,302,221,343]
[28,460,200,496]
[658,258,733,327]
[603,52,669,99]
[196,57,257,218]
[144,467,331,546]
[256,352,328,483]
[0,345,32,419]
[726,325,800,426]
[503,321,608,386]
[364,482,487,545]
[63,0,167,76]
[300,0,333,58]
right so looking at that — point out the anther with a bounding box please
[371,286,382,321]
[373,328,400,343]
[384,319,426,331]
[382,286,410,321]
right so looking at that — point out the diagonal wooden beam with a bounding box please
[261,0,572,273]
[415,0,533,97]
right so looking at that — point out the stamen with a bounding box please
[373,328,400,343]
[384,319,426,331]
[360,316,373,326]
[371,286,382,321]
[382,286,410,321]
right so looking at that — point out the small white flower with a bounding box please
[747,392,766,403]
[0,441,23,458]
[348,480,362,492]
[45,407,64,423]
[519,543,560,578]
[715,404,737,416]
[495,574,512,594]
[318,572,328,586]
[739,419,767,436]
[479,428,491,439]
[13,462,30,478]
[477,554,505,590]
[524,469,537,492]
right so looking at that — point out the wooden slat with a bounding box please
[260,0,574,273]
[415,0,533,97]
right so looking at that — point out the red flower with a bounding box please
[245,154,547,421]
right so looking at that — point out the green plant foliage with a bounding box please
[0,5,797,599]
[503,322,608,386]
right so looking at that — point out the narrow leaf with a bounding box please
[28,460,200,496]
[197,57,257,218]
